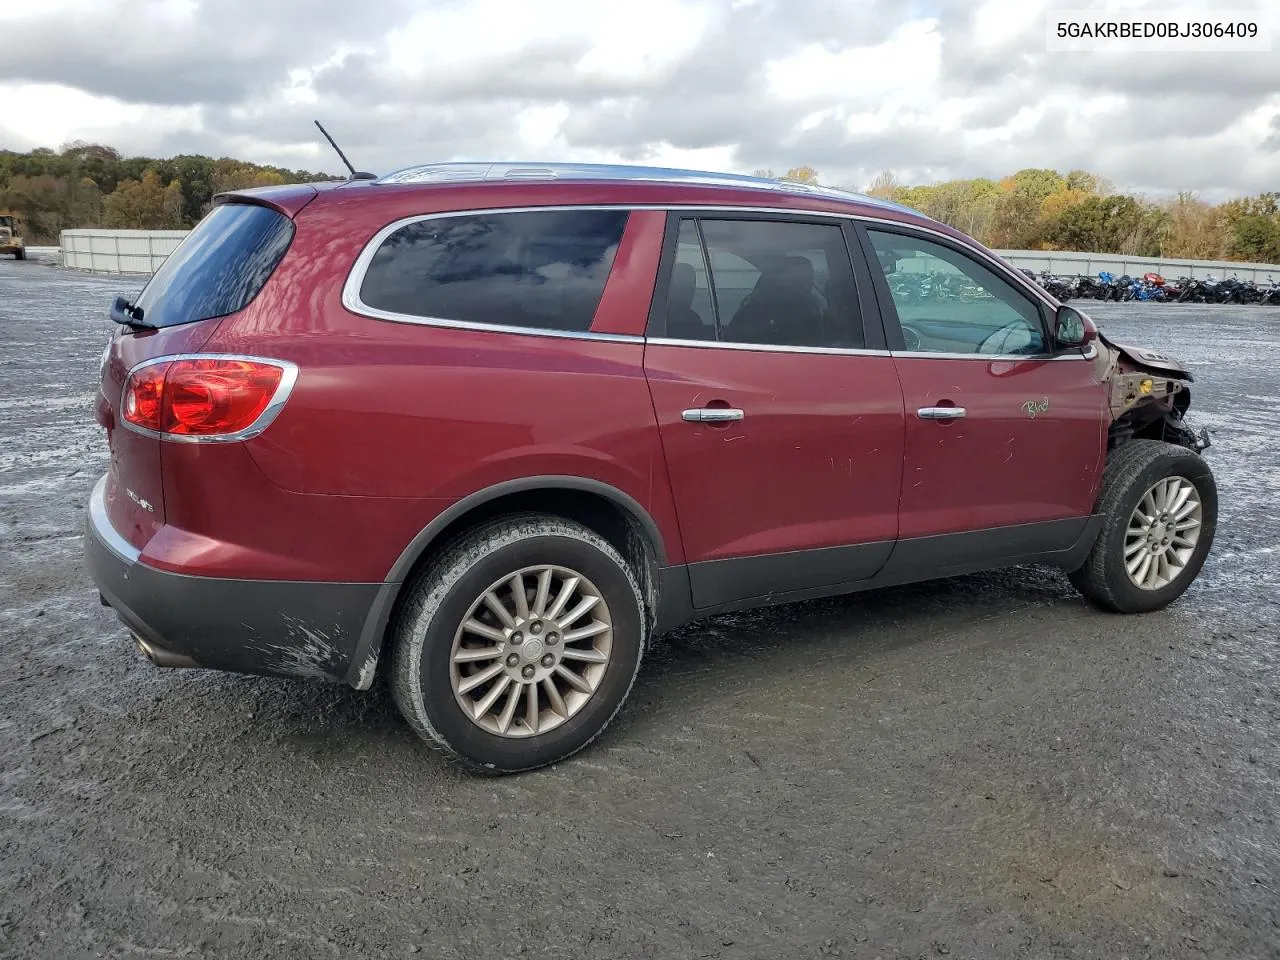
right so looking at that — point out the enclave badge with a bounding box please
[126,488,154,513]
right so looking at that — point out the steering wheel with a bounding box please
[900,324,922,351]
[977,321,1035,356]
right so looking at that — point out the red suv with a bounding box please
[85,163,1217,773]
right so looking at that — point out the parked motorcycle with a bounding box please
[1037,270,1075,300]
[1218,274,1258,304]
[1121,275,1167,302]
[1003,267,1279,306]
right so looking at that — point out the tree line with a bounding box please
[759,165,1280,264]
[2,144,1276,263]
[0,142,336,243]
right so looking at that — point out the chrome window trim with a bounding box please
[119,353,300,444]
[343,303,642,343]
[341,206,644,344]
[891,343,1097,362]
[88,473,142,564]
[341,203,1069,351]
[646,337,889,357]
[646,337,1094,362]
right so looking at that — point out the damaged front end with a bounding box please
[1095,334,1211,453]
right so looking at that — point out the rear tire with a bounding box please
[14,249,25,261]
[1067,440,1217,613]
[389,514,647,774]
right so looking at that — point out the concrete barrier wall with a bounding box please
[59,229,190,275]
[994,249,1280,284]
[56,228,1280,284]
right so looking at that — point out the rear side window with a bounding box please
[657,217,865,349]
[663,220,717,341]
[133,203,293,329]
[358,209,629,332]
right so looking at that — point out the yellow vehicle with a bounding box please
[0,215,26,260]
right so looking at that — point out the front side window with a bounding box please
[866,229,1047,356]
[658,217,865,349]
[359,209,629,332]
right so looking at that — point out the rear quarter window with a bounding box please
[356,209,629,332]
[133,203,294,329]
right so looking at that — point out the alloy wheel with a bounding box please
[1124,476,1203,590]
[450,565,613,737]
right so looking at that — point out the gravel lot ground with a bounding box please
[1,258,1278,960]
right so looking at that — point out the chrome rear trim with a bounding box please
[89,474,142,564]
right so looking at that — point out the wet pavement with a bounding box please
[1,258,1278,960]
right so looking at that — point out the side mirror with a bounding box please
[109,295,135,326]
[1054,304,1095,349]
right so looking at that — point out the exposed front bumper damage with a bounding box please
[85,474,382,685]
[1092,334,1211,453]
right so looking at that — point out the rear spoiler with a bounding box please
[212,183,329,218]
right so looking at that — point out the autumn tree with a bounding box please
[780,165,820,185]
[170,154,217,222]
[65,177,103,227]
[865,170,899,199]
[3,140,1279,260]
[59,141,124,195]
[984,169,1066,248]
[1231,215,1280,262]
[102,170,186,229]
[1161,194,1229,259]
[211,159,287,194]
[0,143,334,241]
[0,174,67,238]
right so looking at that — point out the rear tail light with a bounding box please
[121,355,297,440]
[122,362,167,431]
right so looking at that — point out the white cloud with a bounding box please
[1,0,1277,199]
[766,19,943,102]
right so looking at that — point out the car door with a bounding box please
[643,213,905,609]
[857,223,1108,546]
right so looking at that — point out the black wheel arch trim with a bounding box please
[343,475,672,688]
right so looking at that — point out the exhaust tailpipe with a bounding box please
[131,633,199,669]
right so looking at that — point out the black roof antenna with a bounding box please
[314,120,377,181]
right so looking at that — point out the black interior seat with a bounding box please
[729,255,822,344]
[666,262,712,340]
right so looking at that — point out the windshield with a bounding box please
[132,203,294,329]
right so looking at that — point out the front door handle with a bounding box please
[682,408,745,423]
[917,406,966,420]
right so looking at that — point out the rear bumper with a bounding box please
[84,474,382,685]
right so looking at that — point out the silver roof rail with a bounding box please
[374,161,920,214]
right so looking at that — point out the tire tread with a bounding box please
[1068,439,1215,613]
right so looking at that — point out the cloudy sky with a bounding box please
[1,0,1277,199]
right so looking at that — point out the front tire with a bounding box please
[1068,440,1217,613]
[389,514,647,774]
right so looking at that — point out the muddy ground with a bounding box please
[1,258,1277,960]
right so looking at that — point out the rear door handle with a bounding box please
[682,408,745,423]
[917,406,966,420]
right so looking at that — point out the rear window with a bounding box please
[357,209,629,332]
[133,203,294,329]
